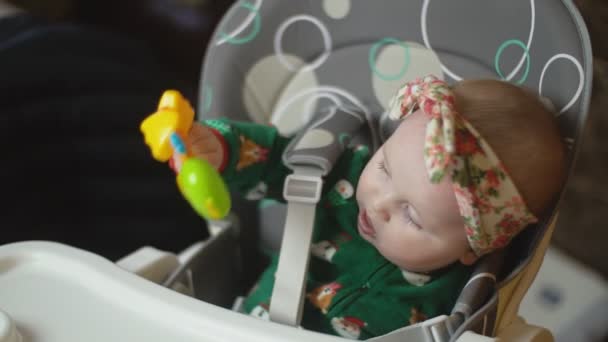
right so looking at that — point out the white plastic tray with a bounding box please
[0,241,343,342]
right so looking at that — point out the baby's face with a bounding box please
[356,110,475,273]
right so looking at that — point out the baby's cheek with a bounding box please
[384,231,436,269]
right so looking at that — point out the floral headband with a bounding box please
[387,75,537,257]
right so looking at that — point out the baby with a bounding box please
[183,76,565,340]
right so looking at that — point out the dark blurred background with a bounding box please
[0,0,236,260]
[0,0,606,281]
[6,0,234,86]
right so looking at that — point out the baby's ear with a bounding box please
[459,250,479,266]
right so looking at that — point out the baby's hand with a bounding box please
[187,122,225,171]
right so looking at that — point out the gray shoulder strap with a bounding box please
[269,106,366,326]
[282,106,366,175]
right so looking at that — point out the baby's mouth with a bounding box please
[358,210,376,238]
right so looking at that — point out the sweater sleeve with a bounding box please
[202,118,292,201]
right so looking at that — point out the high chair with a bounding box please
[0,1,593,341]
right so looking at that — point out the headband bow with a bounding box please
[388,75,537,256]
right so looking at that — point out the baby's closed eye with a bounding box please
[402,204,422,230]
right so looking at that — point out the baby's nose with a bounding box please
[377,209,390,223]
[372,199,391,223]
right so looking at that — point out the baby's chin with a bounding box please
[390,259,439,274]
[380,251,461,274]
[354,187,363,206]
